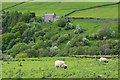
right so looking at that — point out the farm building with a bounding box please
[42,13,61,22]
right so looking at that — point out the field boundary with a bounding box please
[0,0,34,12]
[62,2,120,17]
[67,18,118,21]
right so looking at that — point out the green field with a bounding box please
[2,2,118,18]
[2,2,19,9]
[68,5,118,19]
[71,20,118,37]
[2,57,118,78]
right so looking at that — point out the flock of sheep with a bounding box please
[55,57,108,70]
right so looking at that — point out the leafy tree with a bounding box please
[38,49,51,57]
[6,38,22,50]
[7,43,30,57]
[57,18,67,27]
[57,34,71,44]
[23,49,38,57]
[98,23,112,39]
[20,11,35,23]
[34,40,45,49]
[2,33,15,50]
[11,22,27,34]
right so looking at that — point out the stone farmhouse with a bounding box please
[42,13,61,22]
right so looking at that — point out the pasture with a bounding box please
[70,20,118,38]
[2,2,117,18]
[68,5,118,19]
[2,57,118,78]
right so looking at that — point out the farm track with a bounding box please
[62,2,120,17]
[0,0,34,12]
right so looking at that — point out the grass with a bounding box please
[2,2,117,18]
[2,57,118,78]
[68,5,118,19]
[2,2,19,9]
[71,20,118,38]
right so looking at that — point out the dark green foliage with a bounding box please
[57,34,71,44]
[7,43,30,57]
[2,11,119,58]
[2,11,35,33]
[57,18,67,27]
[11,22,28,34]
[2,33,15,50]
[23,49,38,58]
[6,38,22,50]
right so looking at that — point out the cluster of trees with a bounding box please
[2,11,119,58]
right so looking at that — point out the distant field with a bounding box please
[2,2,117,18]
[68,5,118,19]
[2,2,19,9]
[2,57,118,78]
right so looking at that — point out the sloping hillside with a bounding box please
[2,2,117,18]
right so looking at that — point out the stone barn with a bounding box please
[42,13,61,22]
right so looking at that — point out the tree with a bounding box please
[57,18,67,27]
[11,22,27,34]
[20,11,35,23]
[2,33,15,50]
[98,23,112,39]
[23,49,38,57]
[7,43,30,57]
[6,38,22,50]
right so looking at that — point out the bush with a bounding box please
[57,18,67,27]
[74,25,83,34]
[23,49,38,58]
[82,38,89,45]
[98,23,112,39]
[15,53,28,58]
[57,34,71,44]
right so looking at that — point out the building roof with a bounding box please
[45,13,56,16]
[56,16,61,18]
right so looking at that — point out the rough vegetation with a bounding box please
[1,11,119,58]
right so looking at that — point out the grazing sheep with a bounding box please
[55,60,67,70]
[100,57,108,63]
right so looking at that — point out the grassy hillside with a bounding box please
[71,20,118,37]
[2,57,118,78]
[68,5,118,19]
[2,2,19,9]
[2,2,117,18]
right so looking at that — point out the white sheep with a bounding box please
[100,57,108,63]
[55,60,67,70]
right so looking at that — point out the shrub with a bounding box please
[111,31,116,37]
[82,38,89,45]
[57,18,67,27]
[74,25,83,34]
[23,49,38,58]
[57,34,71,44]
[98,23,112,39]
[15,53,28,58]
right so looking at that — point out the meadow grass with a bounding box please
[2,2,19,9]
[2,2,116,18]
[70,20,118,37]
[68,5,118,19]
[2,57,118,78]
